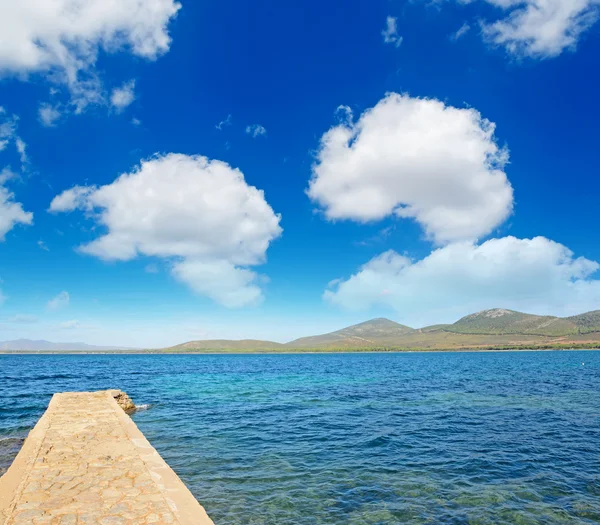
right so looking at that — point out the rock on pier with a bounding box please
[0,390,214,525]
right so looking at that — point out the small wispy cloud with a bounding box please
[131,117,142,126]
[451,22,471,42]
[15,138,28,166]
[0,167,33,241]
[145,263,159,274]
[246,124,267,138]
[382,16,403,48]
[38,103,62,127]
[110,80,136,112]
[38,240,49,251]
[58,319,80,330]
[47,291,70,311]
[335,105,353,124]
[0,109,29,170]
[353,225,396,247]
[8,314,39,324]
[216,114,232,130]
[0,108,17,151]
[327,278,343,289]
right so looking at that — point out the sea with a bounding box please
[1,351,599,524]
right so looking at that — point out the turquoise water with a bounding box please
[1,351,600,524]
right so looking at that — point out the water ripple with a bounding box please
[0,351,599,524]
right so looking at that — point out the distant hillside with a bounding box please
[167,339,285,351]
[566,310,600,333]
[286,318,414,348]
[445,309,578,336]
[166,308,600,352]
[418,324,452,333]
[0,339,134,351]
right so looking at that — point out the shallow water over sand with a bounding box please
[1,351,599,524]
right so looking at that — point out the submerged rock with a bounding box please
[108,390,136,413]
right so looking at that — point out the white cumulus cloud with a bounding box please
[172,260,264,308]
[307,93,513,244]
[48,186,95,213]
[0,0,180,108]
[382,16,403,47]
[49,153,282,307]
[478,0,600,58]
[110,80,136,112]
[47,291,70,310]
[325,236,600,326]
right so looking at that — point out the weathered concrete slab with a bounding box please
[0,391,214,525]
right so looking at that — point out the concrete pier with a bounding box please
[0,391,214,525]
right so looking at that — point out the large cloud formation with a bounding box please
[50,153,282,307]
[477,0,599,59]
[0,0,180,108]
[325,236,600,325]
[307,93,513,244]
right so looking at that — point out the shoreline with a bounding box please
[1,347,599,355]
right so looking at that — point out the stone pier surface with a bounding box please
[0,391,214,525]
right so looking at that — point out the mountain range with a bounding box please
[166,308,600,352]
[2,309,600,352]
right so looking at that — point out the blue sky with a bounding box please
[1,0,599,347]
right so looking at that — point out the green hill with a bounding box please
[445,309,578,336]
[286,318,414,348]
[167,339,285,351]
[566,310,600,333]
[418,324,451,333]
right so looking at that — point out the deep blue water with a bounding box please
[1,351,600,524]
